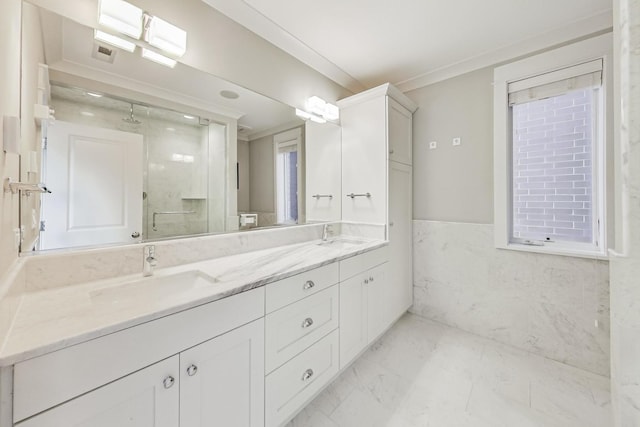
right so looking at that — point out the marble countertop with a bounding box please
[0,236,386,366]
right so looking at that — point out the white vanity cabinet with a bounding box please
[180,319,264,427]
[339,246,391,369]
[338,83,416,329]
[17,355,180,427]
[12,288,265,427]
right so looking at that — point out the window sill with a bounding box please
[498,242,609,261]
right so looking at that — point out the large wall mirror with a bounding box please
[19,1,341,253]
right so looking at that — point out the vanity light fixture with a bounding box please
[98,0,143,39]
[301,96,339,122]
[183,114,195,120]
[86,92,104,98]
[145,15,187,57]
[309,114,327,124]
[94,29,137,53]
[305,96,327,116]
[295,108,312,120]
[141,48,177,68]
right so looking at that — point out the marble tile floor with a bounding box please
[287,313,611,427]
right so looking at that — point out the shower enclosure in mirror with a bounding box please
[38,84,226,250]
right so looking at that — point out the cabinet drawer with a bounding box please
[265,285,338,373]
[339,246,389,281]
[13,287,265,422]
[265,330,339,427]
[266,262,338,313]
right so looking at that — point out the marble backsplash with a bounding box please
[6,222,345,295]
[411,220,610,376]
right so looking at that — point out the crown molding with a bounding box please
[395,10,613,93]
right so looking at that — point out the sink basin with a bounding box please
[90,270,217,304]
[316,237,368,247]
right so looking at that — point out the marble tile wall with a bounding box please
[610,0,640,424]
[412,220,610,376]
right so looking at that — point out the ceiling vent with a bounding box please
[91,43,117,64]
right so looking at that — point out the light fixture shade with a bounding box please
[141,48,177,68]
[94,29,136,52]
[98,0,143,39]
[146,16,187,57]
[323,103,340,121]
[305,96,326,116]
[309,114,327,124]
[295,108,312,120]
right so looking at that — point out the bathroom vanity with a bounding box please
[1,236,395,427]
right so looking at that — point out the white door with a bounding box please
[339,274,368,369]
[367,262,393,342]
[41,121,143,250]
[180,319,264,427]
[387,98,413,165]
[17,356,179,427]
[388,162,413,315]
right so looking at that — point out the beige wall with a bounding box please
[0,0,22,282]
[249,135,275,214]
[237,139,250,212]
[407,67,494,224]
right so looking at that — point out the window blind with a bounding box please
[508,59,602,105]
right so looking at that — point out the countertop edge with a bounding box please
[0,239,388,366]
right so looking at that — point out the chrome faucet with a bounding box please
[143,245,157,276]
[322,224,332,241]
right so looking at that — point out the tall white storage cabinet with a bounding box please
[338,83,417,320]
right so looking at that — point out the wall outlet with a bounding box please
[429,141,437,149]
[452,137,461,146]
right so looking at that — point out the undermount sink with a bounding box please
[316,237,368,247]
[90,270,217,304]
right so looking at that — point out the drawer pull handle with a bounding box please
[163,376,175,389]
[186,364,198,376]
[370,276,374,282]
[301,317,314,328]
[301,369,314,382]
[364,279,369,284]
[303,280,315,291]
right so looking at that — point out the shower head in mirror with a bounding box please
[123,103,142,124]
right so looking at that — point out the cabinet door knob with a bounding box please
[389,222,395,227]
[364,279,369,284]
[301,368,314,382]
[370,276,374,282]
[163,376,175,389]
[186,364,198,376]
[131,231,140,238]
[389,149,395,154]
[303,280,315,290]
[301,317,314,328]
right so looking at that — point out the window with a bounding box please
[494,34,612,258]
[274,128,302,224]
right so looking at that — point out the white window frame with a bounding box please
[493,33,612,259]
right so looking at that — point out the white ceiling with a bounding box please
[203,0,613,92]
